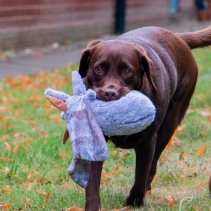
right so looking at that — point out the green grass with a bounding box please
[0,48,211,210]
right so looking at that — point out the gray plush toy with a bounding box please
[45,71,156,188]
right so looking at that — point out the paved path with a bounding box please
[0,20,211,79]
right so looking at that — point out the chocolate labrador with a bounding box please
[77,26,211,210]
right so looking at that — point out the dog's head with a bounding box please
[79,40,156,101]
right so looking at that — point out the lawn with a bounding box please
[0,48,211,211]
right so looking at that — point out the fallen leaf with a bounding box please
[13,144,19,155]
[61,182,73,189]
[1,134,9,141]
[165,137,173,151]
[197,185,205,191]
[2,122,10,129]
[24,196,30,208]
[172,136,182,147]
[66,207,83,211]
[167,196,174,208]
[59,151,68,159]
[27,120,37,126]
[0,204,12,209]
[200,130,206,136]
[105,168,119,176]
[174,125,185,135]
[198,144,206,156]
[146,190,152,197]
[4,142,11,152]
[37,190,50,202]
[27,172,34,180]
[2,186,13,194]
[111,148,117,154]
[101,181,111,186]
[25,182,35,190]
[117,206,132,210]
[179,161,189,170]
[117,149,131,159]
[181,151,188,159]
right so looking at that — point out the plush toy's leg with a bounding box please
[85,161,103,211]
[126,136,156,207]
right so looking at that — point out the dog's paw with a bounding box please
[126,194,144,207]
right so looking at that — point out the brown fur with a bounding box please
[77,26,211,210]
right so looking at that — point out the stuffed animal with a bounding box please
[45,71,156,188]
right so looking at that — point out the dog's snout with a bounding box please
[103,88,119,101]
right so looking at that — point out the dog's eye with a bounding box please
[94,66,103,74]
[124,69,132,75]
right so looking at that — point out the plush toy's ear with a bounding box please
[72,71,86,96]
[78,40,102,78]
[46,95,67,112]
[138,48,157,91]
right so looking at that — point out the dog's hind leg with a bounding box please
[147,81,197,191]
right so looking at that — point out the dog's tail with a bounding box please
[177,26,211,49]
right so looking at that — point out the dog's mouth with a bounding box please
[95,87,131,102]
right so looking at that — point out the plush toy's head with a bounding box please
[45,71,156,188]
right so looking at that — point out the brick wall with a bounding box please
[0,0,194,50]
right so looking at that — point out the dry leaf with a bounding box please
[61,182,73,189]
[198,144,206,156]
[27,172,34,180]
[146,190,152,197]
[181,151,188,159]
[37,190,50,202]
[0,116,4,122]
[2,122,10,129]
[66,207,83,211]
[2,186,13,194]
[1,134,9,141]
[13,144,19,155]
[200,130,206,136]
[24,196,30,208]
[174,125,185,135]
[165,137,173,151]
[167,196,174,208]
[197,185,205,191]
[4,142,11,152]
[59,151,68,159]
[0,204,12,209]
[25,182,35,190]
[101,181,111,186]
[27,120,37,126]
[179,161,189,170]
[117,206,132,210]
[172,136,182,147]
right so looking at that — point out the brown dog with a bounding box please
[77,26,211,210]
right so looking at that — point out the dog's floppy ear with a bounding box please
[138,49,157,91]
[78,40,102,78]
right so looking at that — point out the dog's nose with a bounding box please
[103,88,119,101]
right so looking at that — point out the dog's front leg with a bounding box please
[126,136,156,207]
[85,161,103,211]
